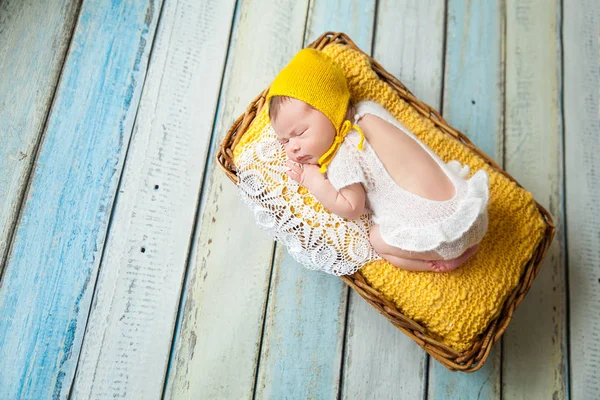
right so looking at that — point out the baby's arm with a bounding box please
[312,182,365,220]
[286,161,365,220]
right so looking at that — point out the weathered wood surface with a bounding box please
[164,0,309,398]
[0,1,161,398]
[347,0,441,397]
[0,0,80,274]
[564,0,600,398]
[255,2,424,399]
[70,0,236,398]
[502,0,568,399]
[2,0,597,398]
[256,1,379,398]
[429,0,503,398]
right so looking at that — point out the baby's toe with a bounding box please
[428,261,442,272]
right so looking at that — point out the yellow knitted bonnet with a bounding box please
[266,48,364,173]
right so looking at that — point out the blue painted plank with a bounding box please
[255,2,376,399]
[70,0,237,397]
[0,1,161,398]
[0,0,80,275]
[367,0,445,397]
[429,0,503,398]
[305,0,375,51]
[442,0,504,165]
[256,249,348,399]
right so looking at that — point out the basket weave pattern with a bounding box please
[217,32,555,372]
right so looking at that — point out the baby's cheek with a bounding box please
[307,137,321,151]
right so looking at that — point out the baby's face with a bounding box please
[271,98,336,164]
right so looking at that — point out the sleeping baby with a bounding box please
[266,48,489,273]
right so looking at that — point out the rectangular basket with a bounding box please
[217,32,555,372]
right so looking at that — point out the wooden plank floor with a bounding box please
[0,0,597,398]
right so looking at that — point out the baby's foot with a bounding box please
[428,258,463,273]
[428,243,480,272]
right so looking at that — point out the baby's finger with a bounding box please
[286,169,301,183]
[286,160,303,175]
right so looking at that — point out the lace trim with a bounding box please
[235,125,379,276]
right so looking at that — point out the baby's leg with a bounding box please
[369,224,479,273]
[369,225,443,261]
[369,225,439,272]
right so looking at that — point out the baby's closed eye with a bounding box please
[278,130,305,145]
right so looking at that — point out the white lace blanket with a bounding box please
[235,126,380,276]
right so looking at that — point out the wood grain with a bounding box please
[336,0,439,398]
[429,0,503,398]
[564,0,600,398]
[251,3,381,399]
[502,0,568,398]
[0,0,80,274]
[70,0,236,398]
[0,1,161,398]
[163,0,311,397]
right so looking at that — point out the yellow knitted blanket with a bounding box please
[232,43,547,352]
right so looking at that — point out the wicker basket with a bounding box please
[217,32,555,372]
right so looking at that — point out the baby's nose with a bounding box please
[286,148,300,161]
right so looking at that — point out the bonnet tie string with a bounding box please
[317,120,365,173]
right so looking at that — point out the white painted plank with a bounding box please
[70,0,236,398]
[564,0,600,398]
[304,0,375,51]
[502,0,568,398]
[429,0,503,397]
[0,0,79,274]
[0,1,161,398]
[374,0,445,111]
[163,0,311,398]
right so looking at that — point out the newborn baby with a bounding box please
[266,48,489,273]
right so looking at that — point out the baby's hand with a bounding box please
[286,160,324,188]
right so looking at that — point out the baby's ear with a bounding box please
[345,103,355,120]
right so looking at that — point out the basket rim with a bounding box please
[216,31,557,372]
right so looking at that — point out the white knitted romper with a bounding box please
[326,100,490,260]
